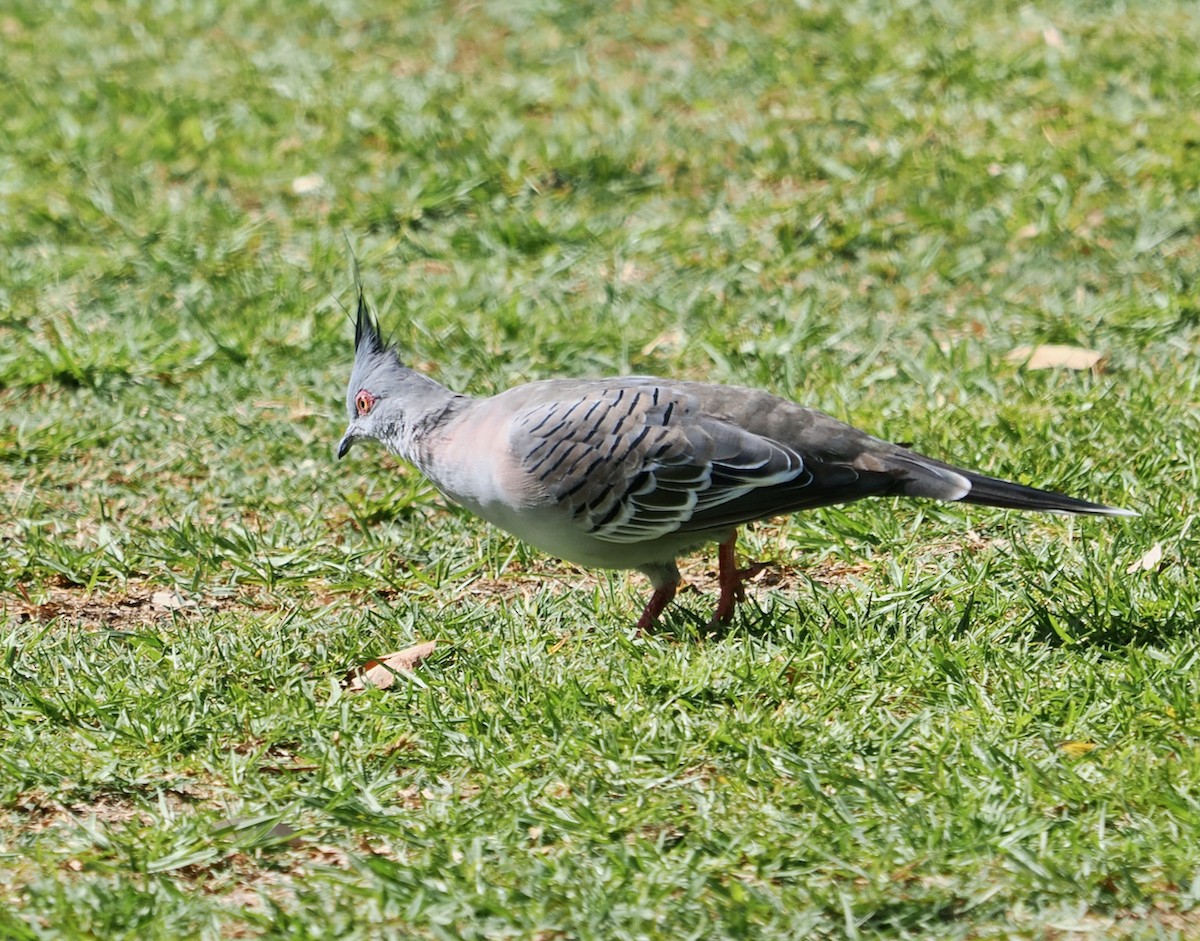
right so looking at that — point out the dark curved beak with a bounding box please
[336,430,354,459]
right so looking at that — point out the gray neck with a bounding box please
[378,371,471,467]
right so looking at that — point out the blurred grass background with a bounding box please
[1,1,1198,938]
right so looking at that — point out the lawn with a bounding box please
[2,0,1199,937]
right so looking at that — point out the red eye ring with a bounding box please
[355,389,375,416]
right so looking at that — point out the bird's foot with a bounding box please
[710,535,770,625]
[635,581,678,633]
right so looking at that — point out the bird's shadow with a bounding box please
[651,581,1186,651]
[1021,600,1191,650]
[646,591,784,643]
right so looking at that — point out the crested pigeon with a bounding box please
[337,286,1134,630]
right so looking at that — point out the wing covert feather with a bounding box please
[510,383,816,543]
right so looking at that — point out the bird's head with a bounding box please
[336,281,409,459]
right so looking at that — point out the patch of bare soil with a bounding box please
[454,558,584,605]
[1039,904,1200,940]
[364,544,885,614]
[3,781,215,852]
[4,781,357,925]
[2,580,263,630]
[677,554,874,600]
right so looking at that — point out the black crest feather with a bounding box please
[346,238,384,354]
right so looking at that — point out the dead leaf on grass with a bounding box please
[291,173,325,195]
[1005,344,1105,371]
[151,589,198,610]
[1043,26,1065,49]
[1126,542,1164,574]
[345,640,437,693]
[640,329,682,357]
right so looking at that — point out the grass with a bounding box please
[2,0,1199,937]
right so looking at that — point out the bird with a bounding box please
[337,285,1135,630]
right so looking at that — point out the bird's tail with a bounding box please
[955,469,1135,516]
[891,450,1137,517]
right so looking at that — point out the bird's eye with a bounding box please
[355,390,375,416]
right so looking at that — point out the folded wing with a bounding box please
[511,382,893,542]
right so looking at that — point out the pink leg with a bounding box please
[636,582,677,632]
[710,532,769,625]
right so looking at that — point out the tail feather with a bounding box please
[957,470,1136,516]
[890,450,1137,517]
